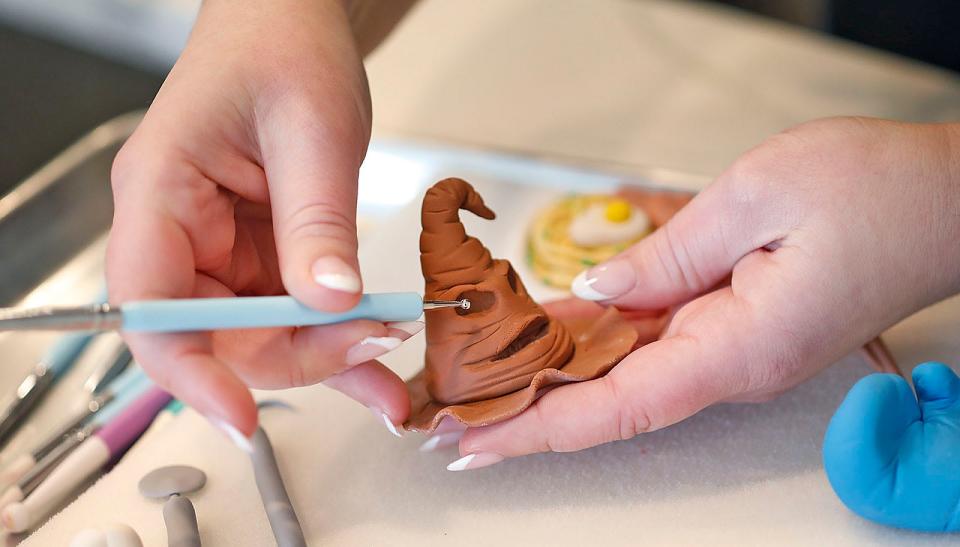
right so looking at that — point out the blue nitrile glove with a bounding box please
[823,362,960,532]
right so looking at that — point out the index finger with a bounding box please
[107,166,258,438]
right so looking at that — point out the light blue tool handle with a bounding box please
[42,332,96,377]
[104,366,147,399]
[121,293,424,332]
[94,370,152,427]
[42,285,107,376]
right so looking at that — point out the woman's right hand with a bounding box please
[107,0,414,444]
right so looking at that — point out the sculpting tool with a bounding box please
[138,399,184,443]
[0,287,109,447]
[249,401,305,546]
[0,331,97,448]
[0,371,153,510]
[2,386,170,532]
[250,427,306,547]
[0,366,147,495]
[0,293,470,333]
[81,339,132,396]
[139,465,206,547]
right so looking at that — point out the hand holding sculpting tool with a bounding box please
[2,386,171,532]
[0,293,470,333]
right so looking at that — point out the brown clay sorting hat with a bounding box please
[405,178,640,433]
[405,180,901,433]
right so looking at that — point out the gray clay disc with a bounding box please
[138,465,206,499]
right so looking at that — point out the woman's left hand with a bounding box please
[438,117,960,470]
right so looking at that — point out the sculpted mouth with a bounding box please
[492,317,549,361]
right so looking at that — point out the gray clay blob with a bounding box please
[139,465,206,499]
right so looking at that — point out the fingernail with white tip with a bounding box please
[370,408,403,438]
[386,321,424,340]
[346,336,402,366]
[446,452,504,471]
[570,260,635,301]
[210,418,254,454]
[419,432,463,452]
[383,414,402,437]
[311,256,361,294]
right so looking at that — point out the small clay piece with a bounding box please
[103,524,144,547]
[528,187,693,288]
[139,465,206,547]
[406,179,642,433]
[250,427,306,547]
[69,524,143,547]
[69,529,108,547]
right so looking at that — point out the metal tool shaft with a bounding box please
[0,368,55,448]
[423,299,471,310]
[0,303,121,331]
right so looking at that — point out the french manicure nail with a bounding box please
[570,259,635,301]
[369,407,403,438]
[386,321,425,340]
[446,452,504,471]
[419,432,463,452]
[210,418,254,454]
[346,336,402,366]
[382,413,403,438]
[311,256,361,293]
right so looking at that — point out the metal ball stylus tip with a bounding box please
[423,299,471,311]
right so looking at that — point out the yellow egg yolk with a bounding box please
[604,200,632,223]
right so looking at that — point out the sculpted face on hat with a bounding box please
[406,178,642,433]
[419,178,573,404]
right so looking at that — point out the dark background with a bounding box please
[1,0,957,195]
[0,27,163,194]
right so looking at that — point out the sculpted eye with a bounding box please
[506,265,519,293]
[456,290,494,315]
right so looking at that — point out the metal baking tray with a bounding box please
[0,112,143,541]
[0,112,143,305]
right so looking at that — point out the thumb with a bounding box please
[258,98,369,312]
[571,173,788,309]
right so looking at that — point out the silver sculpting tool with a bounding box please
[0,293,470,332]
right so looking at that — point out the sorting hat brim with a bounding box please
[405,306,644,433]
